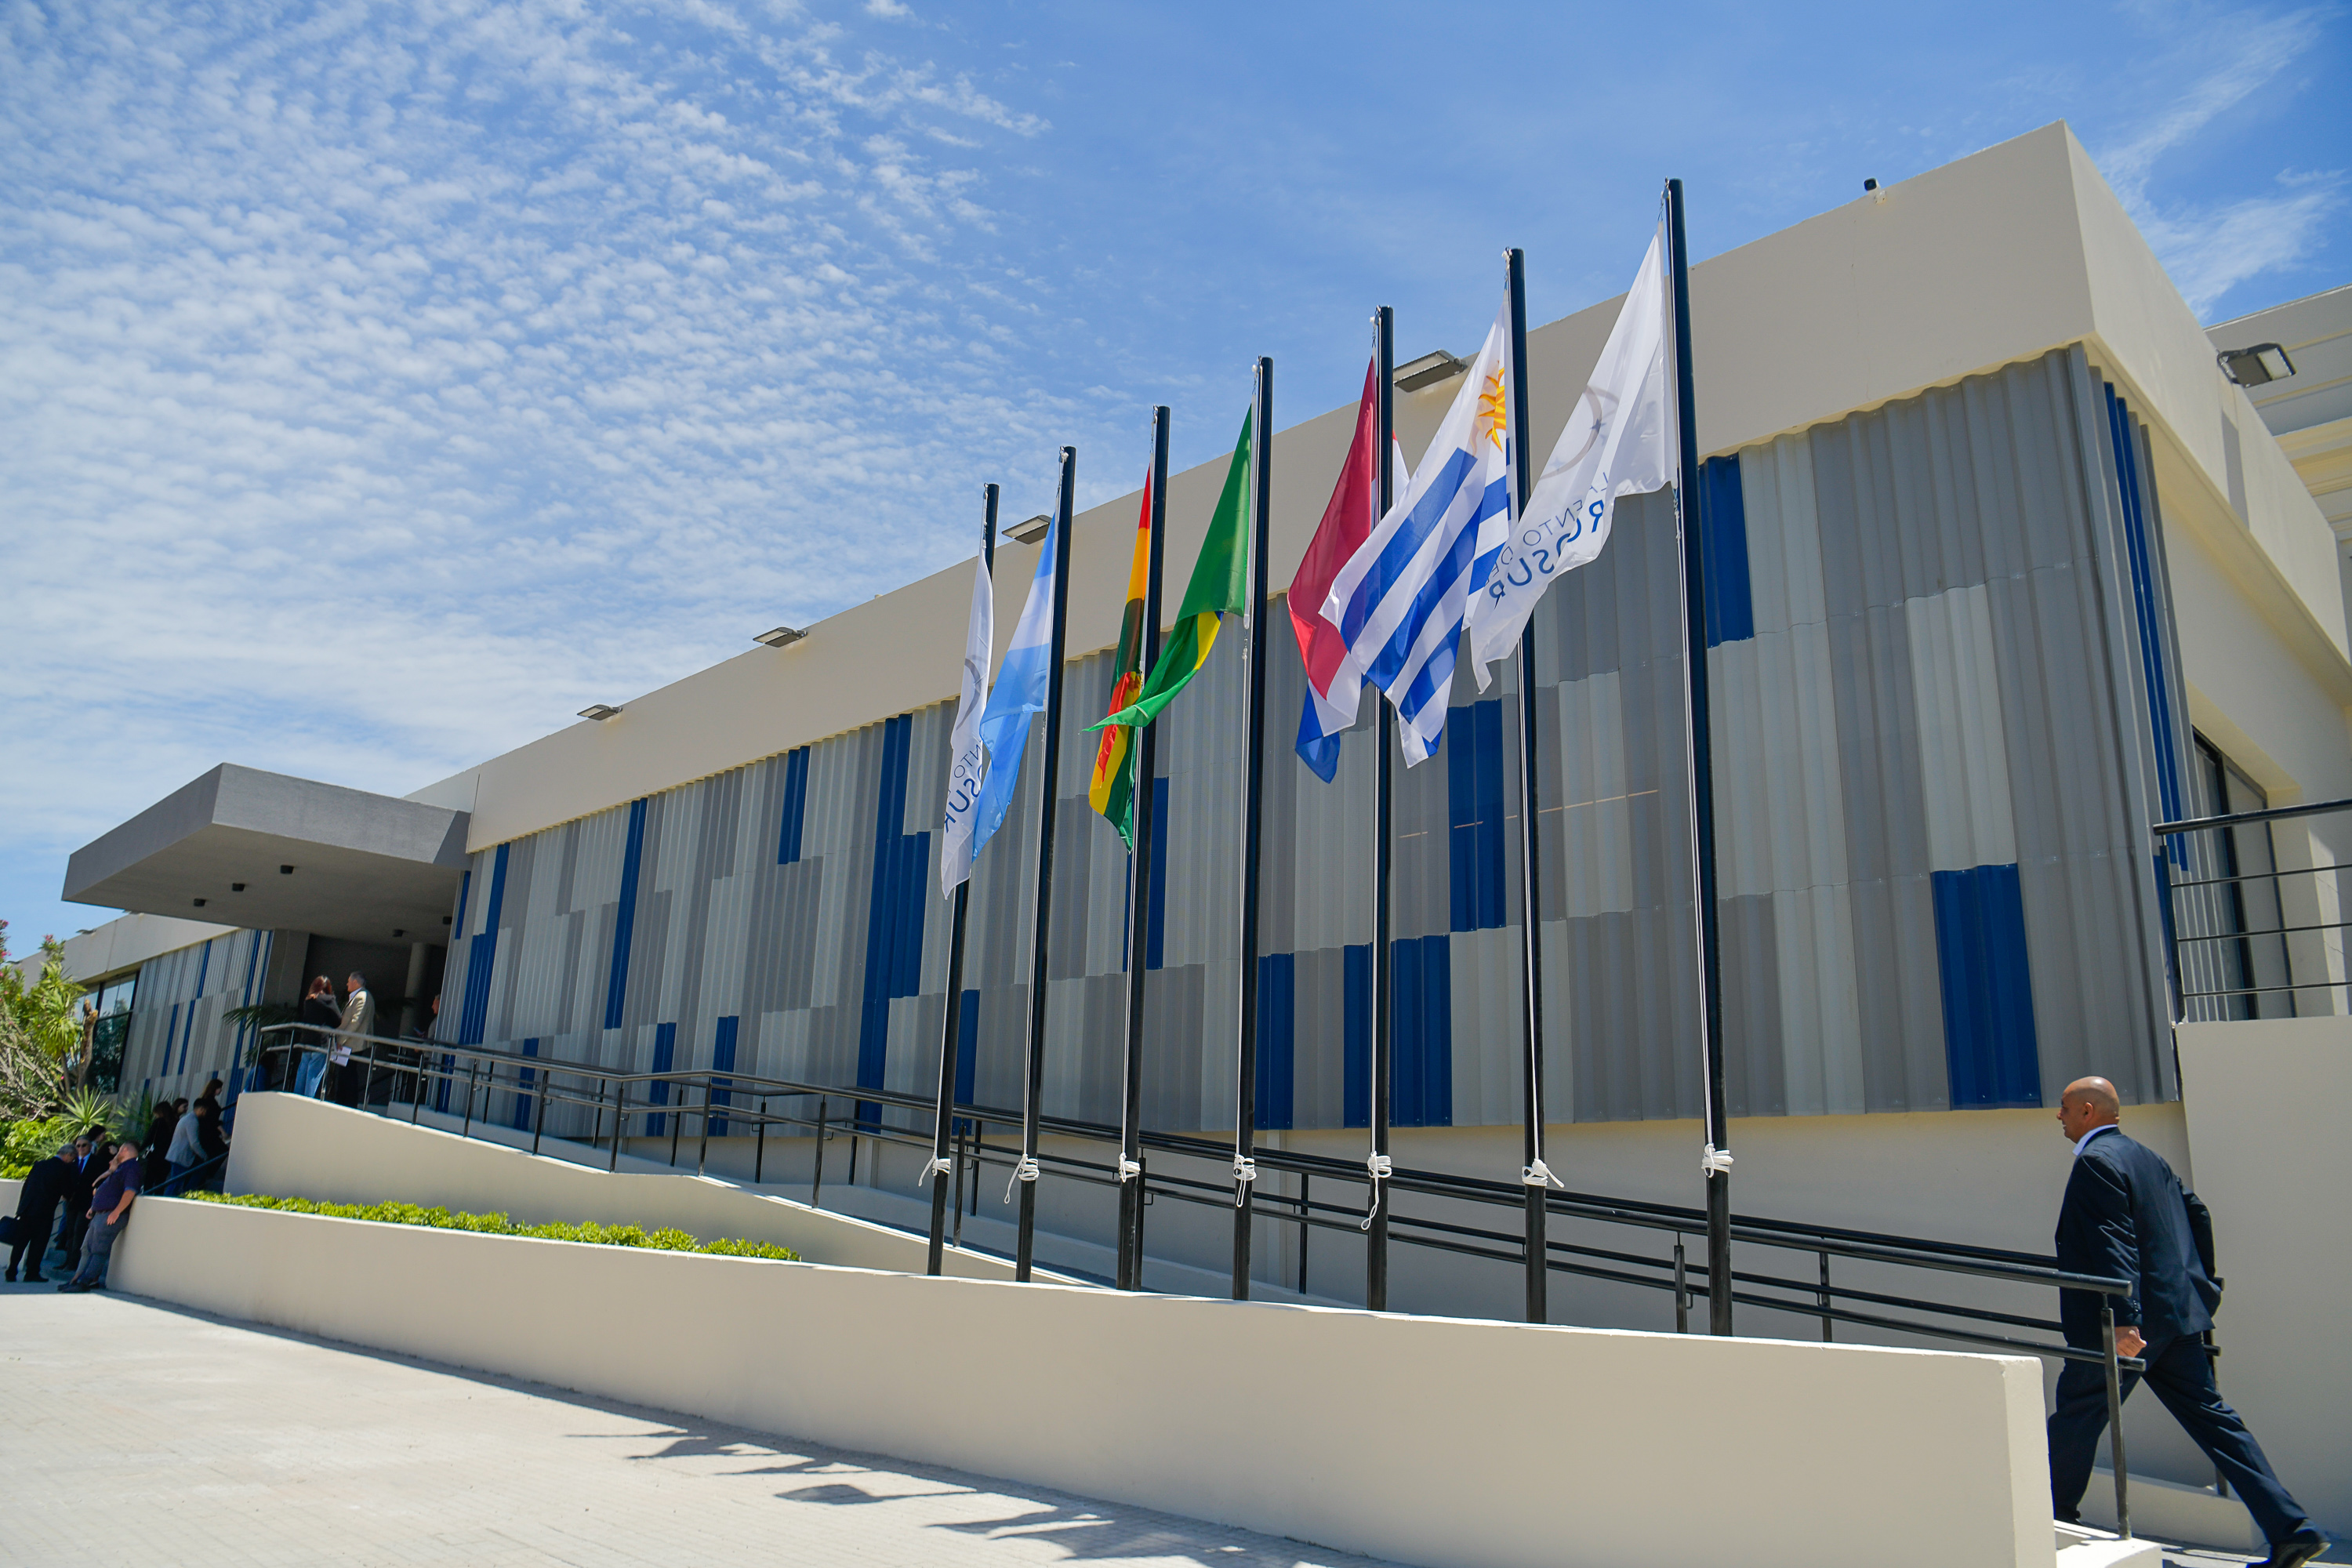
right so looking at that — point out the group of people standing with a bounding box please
[8,1131,144,1291]
[287,972,372,1102]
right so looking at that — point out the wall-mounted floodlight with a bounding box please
[231,883,245,892]
[1395,350,1468,391]
[579,703,623,721]
[279,864,294,875]
[2218,343,2296,388]
[753,626,806,648]
[1007,514,1053,544]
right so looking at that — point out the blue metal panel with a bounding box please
[2104,387,2185,838]
[1342,942,1370,1129]
[453,868,473,941]
[1390,935,1454,1127]
[513,1038,539,1131]
[1149,775,1171,970]
[1700,454,1755,647]
[194,938,212,997]
[459,842,510,1047]
[856,714,930,1108]
[955,989,980,1108]
[776,746,811,865]
[1257,952,1295,1131]
[709,1015,738,1134]
[1447,699,1507,933]
[647,1019,677,1134]
[435,1052,454,1115]
[1932,863,2043,1108]
[602,799,648,1031]
[165,1002,183,1077]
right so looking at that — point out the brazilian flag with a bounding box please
[1093,407,1251,737]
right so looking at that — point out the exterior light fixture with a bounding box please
[579,703,622,721]
[1395,350,1468,391]
[280,864,294,875]
[2217,343,2296,388]
[441,915,452,925]
[393,928,405,939]
[193,898,206,908]
[1007,514,1053,544]
[753,626,806,648]
[232,883,245,892]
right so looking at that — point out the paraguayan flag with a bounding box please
[963,509,1061,878]
[1465,227,1674,683]
[938,546,996,897]
[1319,306,1515,765]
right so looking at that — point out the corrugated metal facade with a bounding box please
[415,346,2188,1135]
[119,927,278,1102]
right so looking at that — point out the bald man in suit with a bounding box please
[2048,1076,2325,1568]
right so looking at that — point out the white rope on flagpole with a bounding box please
[1002,1154,1040,1204]
[1358,1151,1393,1230]
[916,1155,954,1186]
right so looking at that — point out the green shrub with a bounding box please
[180,1190,800,1262]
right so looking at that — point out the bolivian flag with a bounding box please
[1089,485,1154,848]
[1093,408,1251,737]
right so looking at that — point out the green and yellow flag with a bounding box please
[1092,406,1251,735]
[1088,486,1154,847]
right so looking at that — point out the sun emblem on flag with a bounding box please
[1477,366,1508,450]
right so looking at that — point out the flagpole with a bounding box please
[1014,447,1078,1283]
[1504,249,1552,1325]
[1231,355,1273,1298]
[927,482,998,1276]
[1116,412,1171,1293]
[1665,179,1733,1336]
[1367,307,1396,1313]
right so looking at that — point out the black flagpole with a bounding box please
[1115,411,1171,1293]
[927,484,1000,1276]
[1504,249,1552,1325]
[1367,308,1395,1313]
[1231,355,1273,1298]
[1014,446,1077,1283]
[1666,179,1733,1336]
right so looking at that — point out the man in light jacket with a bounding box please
[328,972,375,1106]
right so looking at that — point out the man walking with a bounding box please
[60,1142,142,1293]
[329,971,375,1105]
[6,1145,76,1282]
[2049,1076,2326,1567]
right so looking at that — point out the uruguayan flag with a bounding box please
[1465,227,1672,683]
[967,510,1059,863]
[938,547,996,897]
[1319,306,1514,765]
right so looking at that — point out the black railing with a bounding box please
[2155,795,2351,1022]
[254,1023,2147,1536]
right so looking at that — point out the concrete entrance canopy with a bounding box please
[64,764,470,945]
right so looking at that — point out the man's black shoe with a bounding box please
[56,1280,88,1293]
[2257,1528,2329,1568]
[2,1269,14,1282]
[24,1272,45,1283]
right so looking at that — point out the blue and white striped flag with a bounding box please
[1319,306,1513,765]
[965,510,1060,865]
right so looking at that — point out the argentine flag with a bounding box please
[1319,307,1514,765]
[965,510,1061,869]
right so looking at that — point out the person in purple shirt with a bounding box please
[59,1142,142,1293]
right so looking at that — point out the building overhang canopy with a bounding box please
[64,764,470,946]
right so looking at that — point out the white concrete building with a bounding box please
[44,122,2352,1537]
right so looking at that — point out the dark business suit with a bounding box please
[58,1152,99,1261]
[2049,1127,2310,1545]
[9,1158,70,1279]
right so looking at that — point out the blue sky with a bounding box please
[2,0,2345,950]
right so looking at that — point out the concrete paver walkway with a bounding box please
[0,1283,1400,1568]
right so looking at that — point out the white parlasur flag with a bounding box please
[1319,306,1514,766]
[938,548,995,897]
[1465,227,1674,683]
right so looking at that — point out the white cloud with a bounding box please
[2091,2,2344,316]
[0,0,1082,934]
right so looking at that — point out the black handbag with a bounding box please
[0,1214,20,1247]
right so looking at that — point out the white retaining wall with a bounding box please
[109,1196,2055,1568]
[221,1091,1031,1282]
